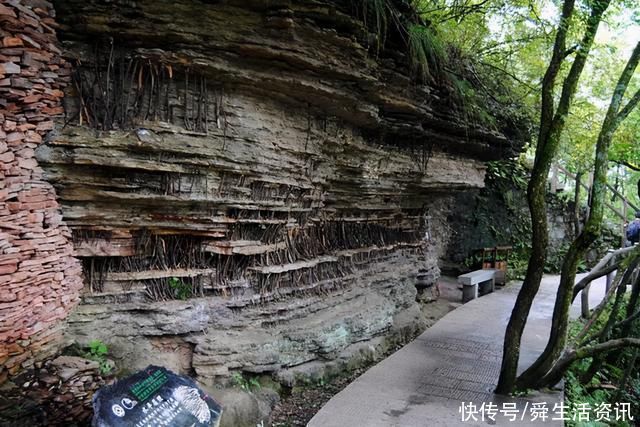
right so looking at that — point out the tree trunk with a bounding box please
[516,39,640,390]
[516,232,594,388]
[620,270,640,337]
[496,172,549,393]
[496,0,612,394]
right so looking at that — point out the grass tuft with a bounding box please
[407,23,447,82]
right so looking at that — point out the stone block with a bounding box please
[24,130,42,142]
[35,120,53,131]
[2,37,23,47]
[0,262,18,275]
[0,292,17,302]
[18,158,38,170]
[23,94,40,103]
[6,131,24,142]
[0,4,17,17]
[17,33,41,48]
[0,62,20,74]
[0,150,15,163]
[3,119,16,131]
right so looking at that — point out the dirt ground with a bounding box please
[270,277,463,427]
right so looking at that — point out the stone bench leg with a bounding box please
[479,278,495,296]
[462,284,478,303]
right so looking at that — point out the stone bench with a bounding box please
[458,269,496,303]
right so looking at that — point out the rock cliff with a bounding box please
[3,0,526,394]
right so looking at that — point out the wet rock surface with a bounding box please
[0,355,109,426]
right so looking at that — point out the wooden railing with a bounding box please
[543,164,640,316]
[550,164,639,246]
[577,246,638,318]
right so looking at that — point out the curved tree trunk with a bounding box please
[495,0,612,394]
[494,0,579,394]
[496,170,549,393]
[516,230,596,388]
[516,39,640,390]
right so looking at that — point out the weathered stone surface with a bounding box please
[442,166,600,274]
[30,0,527,387]
[0,0,82,384]
[52,0,519,160]
[51,355,99,381]
[210,388,276,427]
[0,354,108,426]
[2,3,527,421]
[66,250,427,384]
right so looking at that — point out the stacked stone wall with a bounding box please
[0,0,82,382]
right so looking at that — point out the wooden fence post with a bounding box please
[606,249,615,292]
[550,163,558,193]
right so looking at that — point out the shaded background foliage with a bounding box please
[444,159,619,278]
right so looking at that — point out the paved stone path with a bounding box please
[309,274,607,426]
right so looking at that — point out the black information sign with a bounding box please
[92,365,222,427]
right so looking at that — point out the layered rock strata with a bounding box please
[2,0,524,386]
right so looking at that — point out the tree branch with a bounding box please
[597,309,640,343]
[551,0,610,133]
[572,246,636,301]
[577,257,640,345]
[574,271,623,344]
[563,44,578,58]
[616,87,640,124]
[571,263,619,300]
[611,159,640,172]
[535,0,576,154]
[610,40,640,129]
[478,61,539,91]
[575,337,640,359]
[477,34,547,56]
[535,337,640,388]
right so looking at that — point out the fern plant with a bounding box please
[407,23,447,82]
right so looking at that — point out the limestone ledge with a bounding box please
[38,0,521,385]
[38,110,486,232]
[52,0,520,160]
[66,250,427,383]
